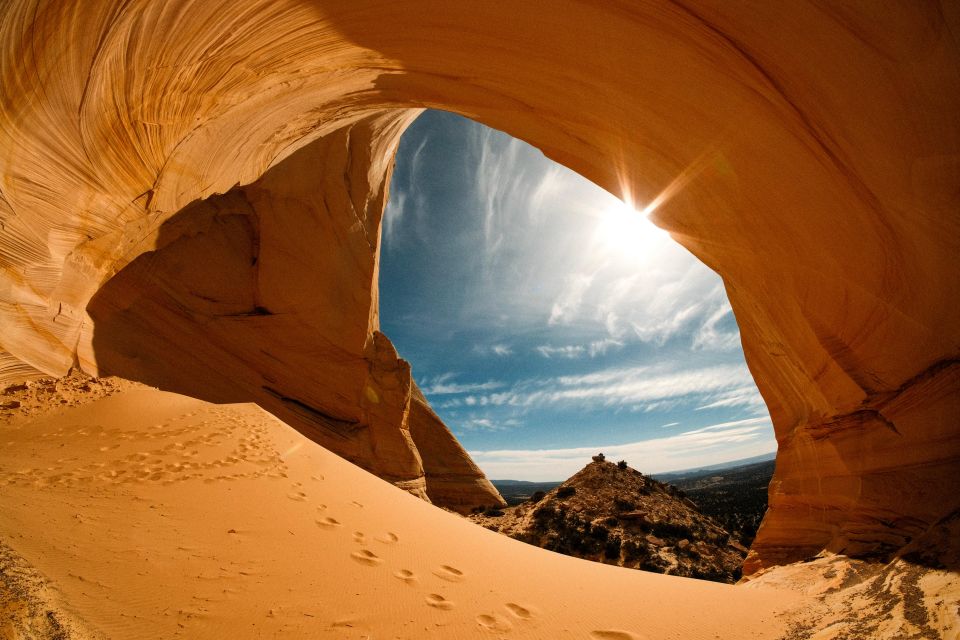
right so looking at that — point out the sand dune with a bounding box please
[1,386,803,639]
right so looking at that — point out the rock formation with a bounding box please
[470,459,749,583]
[0,1,957,566]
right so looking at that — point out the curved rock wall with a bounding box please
[0,1,957,565]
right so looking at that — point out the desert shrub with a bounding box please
[484,507,505,517]
[592,453,606,462]
[547,527,587,555]
[532,505,556,526]
[557,486,576,499]
[604,536,622,560]
[613,497,635,511]
[529,490,546,503]
[617,460,628,470]
[621,539,648,562]
[589,523,609,541]
[651,520,694,539]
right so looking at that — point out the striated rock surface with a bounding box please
[0,1,957,561]
[77,122,503,511]
[744,552,960,639]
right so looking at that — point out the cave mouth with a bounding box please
[378,110,776,491]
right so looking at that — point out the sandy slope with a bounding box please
[0,387,804,639]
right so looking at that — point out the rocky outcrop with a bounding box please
[471,459,748,583]
[744,552,960,638]
[0,2,957,561]
[77,126,504,511]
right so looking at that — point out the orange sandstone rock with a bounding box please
[0,1,957,558]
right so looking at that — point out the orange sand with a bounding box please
[0,387,803,638]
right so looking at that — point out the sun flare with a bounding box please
[593,198,670,261]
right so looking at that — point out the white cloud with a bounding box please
[587,338,623,357]
[458,417,521,432]
[694,386,766,412]
[548,272,595,326]
[469,417,776,480]
[535,344,586,359]
[533,339,621,360]
[472,344,514,357]
[692,301,741,351]
[473,128,533,262]
[421,379,506,395]
[382,189,406,247]
[383,137,429,247]
[457,362,761,415]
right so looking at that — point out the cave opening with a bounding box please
[378,110,777,551]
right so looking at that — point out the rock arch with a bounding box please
[0,1,957,572]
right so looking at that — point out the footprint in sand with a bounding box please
[287,491,308,501]
[316,517,341,529]
[375,532,399,544]
[316,504,328,512]
[590,631,644,640]
[476,614,513,632]
[504,603,534,619]
[432,565,465,583]
[350,549,383,567]
[393,569,416,583]
[353,531,366,543]
[425,594,454,610]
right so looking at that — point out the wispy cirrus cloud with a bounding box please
[425,362,763,414]
[692,301,741,351]
[534,339,623,359]
[469,417,775,479]
[535,344,586,359]
[459,417,522,432]
[421,378,506,395]
[383,137,429,247]
[588,338,624,357]
[548,272,595,325]
[695,386,767,412]
[474,343,513,357]
[473,128,544,264]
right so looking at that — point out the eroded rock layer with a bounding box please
[0,1,957,563]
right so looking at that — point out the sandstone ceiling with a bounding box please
[0,1,957,570]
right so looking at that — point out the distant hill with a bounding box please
[490,479,562,506]
[652,451,775,481]
[472,457,748,583]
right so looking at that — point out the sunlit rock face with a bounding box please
[0,1,957,563]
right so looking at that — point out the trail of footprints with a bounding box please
[310,498,541,630]
[3,404,636,638]
[0,406,288,489]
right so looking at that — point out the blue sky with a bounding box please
[379,110,775,480]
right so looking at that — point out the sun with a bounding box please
[592,197,670,262]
